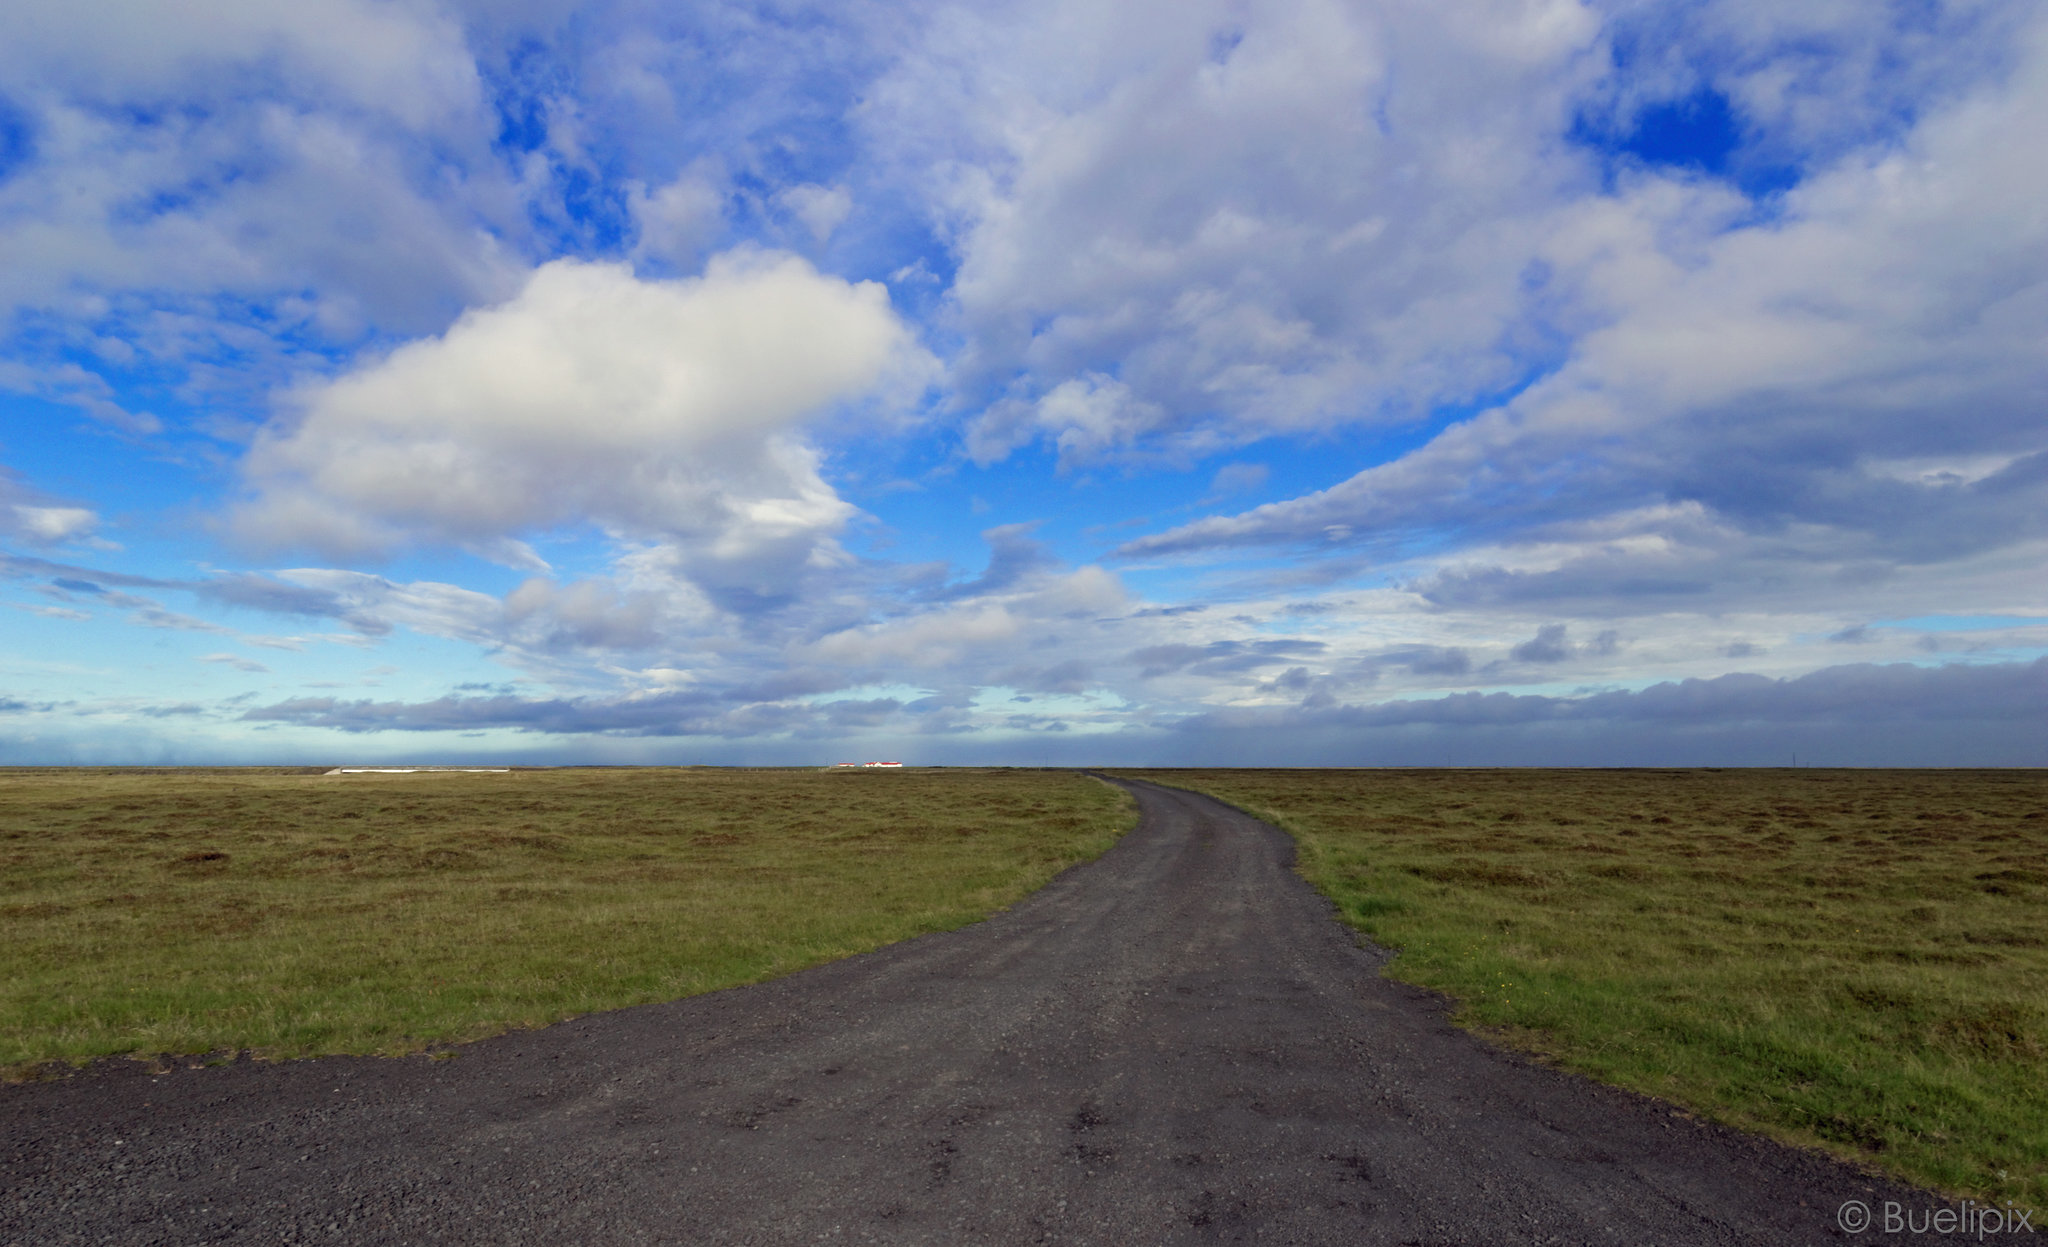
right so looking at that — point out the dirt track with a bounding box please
[2,777,1934,1244]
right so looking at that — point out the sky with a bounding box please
[0,0,2043,766]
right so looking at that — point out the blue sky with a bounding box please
[1,0,2044,765]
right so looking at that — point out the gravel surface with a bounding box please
[2,777,1944,1245]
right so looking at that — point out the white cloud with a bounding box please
[199,652,270,674]
[1125,10,2048,593]
[964,373,1168,465]
[0,469,102,546]
[1585,0,2031,169]
[14,603,91,621]
[0,0,525,384]
[238,252,931,609]
[775,183,854,244]
[9,505,97,544]
[0,95,521,339]
[0,361,162,435]
[1207,462,1269,496]
[809,562,1126,670]
[275,569,523,649]
[629,174,726,268]
[869,0,1605,463]
[0,0,482,126]
[504,574,677,654]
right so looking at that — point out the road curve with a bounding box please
[3,777,1921,1245]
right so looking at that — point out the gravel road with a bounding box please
[2,776,1936,1245]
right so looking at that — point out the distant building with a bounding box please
[863,761,903,768]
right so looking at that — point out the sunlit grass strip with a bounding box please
[1121,767,2048,1208]
[0,766,1133,1075]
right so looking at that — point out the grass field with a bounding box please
[0,766,1132,1077]
[1123,768,2048,1207]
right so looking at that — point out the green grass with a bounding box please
[0,766,1132,1076]
[1120,767,2048,1208]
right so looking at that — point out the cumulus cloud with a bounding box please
[965,374,1171,467]
[1123,10,2048,582]
[0,468,101,547]
[871,0,1606,464]
[0,0,523,357]
[8,505,96,544]
[1583,0,2031,173]
[630,174,725,268]
[235,251,932,606]
[0,0,483,126]
[775,183,853,244]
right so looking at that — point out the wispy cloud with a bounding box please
[199,653,270,674]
